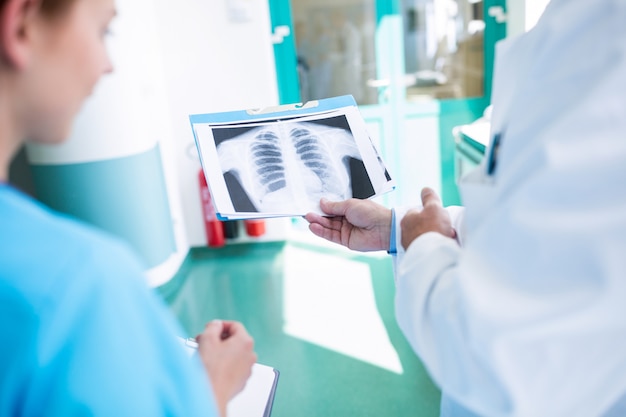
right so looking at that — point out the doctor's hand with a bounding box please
[196,320,257,417]
[305,198,392,252]
[400,188,456,250]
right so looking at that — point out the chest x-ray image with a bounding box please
[213,115,376,214]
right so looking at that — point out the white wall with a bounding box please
[152,0,280,246]
[507,0,551,38]
[26,0,192,286]
[524,0,551,31]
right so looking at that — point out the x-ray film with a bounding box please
[190,95,395,219]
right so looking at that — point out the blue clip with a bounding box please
[387,208,397,255]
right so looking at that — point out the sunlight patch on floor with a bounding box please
[282,246,403,374]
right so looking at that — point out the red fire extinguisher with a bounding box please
[198,169,225,247]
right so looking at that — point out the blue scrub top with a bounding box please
[0,185,218,416]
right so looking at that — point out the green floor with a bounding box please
[157,238,441,417]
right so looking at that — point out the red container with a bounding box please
[198,170,225,247]
[244,219,266,237]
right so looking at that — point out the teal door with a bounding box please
[269,0,506,206]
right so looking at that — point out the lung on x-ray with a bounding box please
[192,97,394,219]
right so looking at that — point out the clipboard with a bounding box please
[178,337,279,417]
[189,95,395,220]
[229,363,279,417]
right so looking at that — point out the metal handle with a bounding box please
[271,25,291,44]
[488,6,507,23]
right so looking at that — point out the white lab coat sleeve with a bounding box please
[395,232,513,415]
[446,205,466,246]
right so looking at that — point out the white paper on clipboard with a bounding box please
[227,363,279,417]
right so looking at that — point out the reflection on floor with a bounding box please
[157,238,441,417]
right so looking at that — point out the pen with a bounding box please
[184,337,199,349]
[184,327,231,350]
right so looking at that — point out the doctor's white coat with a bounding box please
[393,1,626,416]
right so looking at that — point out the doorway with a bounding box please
[269,0,506,205]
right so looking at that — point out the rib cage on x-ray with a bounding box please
[217,121,362,213]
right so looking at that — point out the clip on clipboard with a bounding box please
[179,337,280,417]
[245,100,320,115]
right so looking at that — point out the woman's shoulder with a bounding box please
[0,185,146,304]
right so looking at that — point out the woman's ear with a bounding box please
[0,0,42,69]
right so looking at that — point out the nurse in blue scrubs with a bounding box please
[0,0,256,416]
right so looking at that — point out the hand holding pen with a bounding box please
[196,320,257,417]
